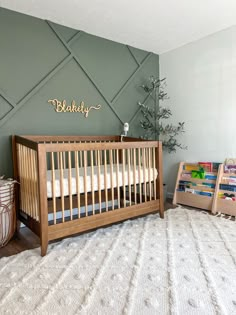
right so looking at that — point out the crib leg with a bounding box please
[159,199,164,219]
[41,238,48,257]
[15,219,21,235]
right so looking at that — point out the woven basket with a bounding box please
[0,179,16,247]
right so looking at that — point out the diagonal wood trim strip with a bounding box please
[129,89,152,125]
[0,88,16,108]
[0,54,72,128]
[111,53,152,105]
[126,45,141,66]
[47,20,124,124]
[67,30,83,46]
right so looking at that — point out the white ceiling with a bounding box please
[0,0,236,54]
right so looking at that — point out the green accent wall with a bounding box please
[0,8,159,176]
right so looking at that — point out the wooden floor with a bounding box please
[0,200,177,258]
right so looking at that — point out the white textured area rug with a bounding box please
[0,207,236,315]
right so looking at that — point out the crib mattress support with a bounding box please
[48,200,160,241]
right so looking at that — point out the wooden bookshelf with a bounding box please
[212,164,236,216]
[173,162,221,211]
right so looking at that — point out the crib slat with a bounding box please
[26,147,32,218]
[104,150,108,211]
[21,145,25,212]
[153,148,156,200]
[91,151,95,214]
[148,147,152,201]
[122,149,126,207]
[68,151,73,220]
[95,147,98,166]
[109,149,114,210]
[25,147,30,215]
[23,145,27,212]
[128,148,131,206]
[100,141,103,164]
[56,141,60,169]
[80,142,83,168]
[63,142,66,169]
[138,148,142,203]
[51,152,56,224]
[75,151,80,218]
[18,145,24,211]
[84,151,88,216]
[142,148,147,202]
[22,146,27,213]
[133,148,137,205]
[59,152,65,222]
[97,150,102,213]
[32,149,39,221]
[24,147,28,216]
[30,148,36,219]
[29,148,34,218]
[130,148,133,174]
[113,146,116,167]
[25,148,30,216]
[116,149,120,209]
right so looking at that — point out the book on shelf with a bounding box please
[221,177,236,184]
[186,189,214,196]
[199,191,213,197]
[219,184,236,191]
[183,164,199,171]
[185,188,195,194]
[198,162,221,172]
[212,162,221,171]
[224,164,236,174]
[205,174,217,180]
[198,162,212,172]
[201,182,215,188]
[181,171,191,179]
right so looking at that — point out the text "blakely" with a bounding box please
[48,99,102,118]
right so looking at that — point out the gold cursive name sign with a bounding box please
[48,99,102,118]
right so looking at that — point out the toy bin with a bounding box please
[0,179,16,247]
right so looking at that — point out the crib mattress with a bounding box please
[47,164,158,198]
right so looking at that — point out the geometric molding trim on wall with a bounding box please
[0,19,153,129]
[0,89,16,120]
[0,54,72,128]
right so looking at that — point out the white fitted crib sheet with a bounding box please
[47,164,158,198]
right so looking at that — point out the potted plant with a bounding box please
[138,76,187,201]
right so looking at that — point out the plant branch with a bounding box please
[138,76,187,153]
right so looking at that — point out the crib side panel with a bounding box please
[15,142,40,222]
[46,140,162,228]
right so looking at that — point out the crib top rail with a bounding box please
[15,135,120,143]
[14,135,162,152]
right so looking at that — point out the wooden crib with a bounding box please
[12,135,164,256]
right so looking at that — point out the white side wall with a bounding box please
[160,26,236,196]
